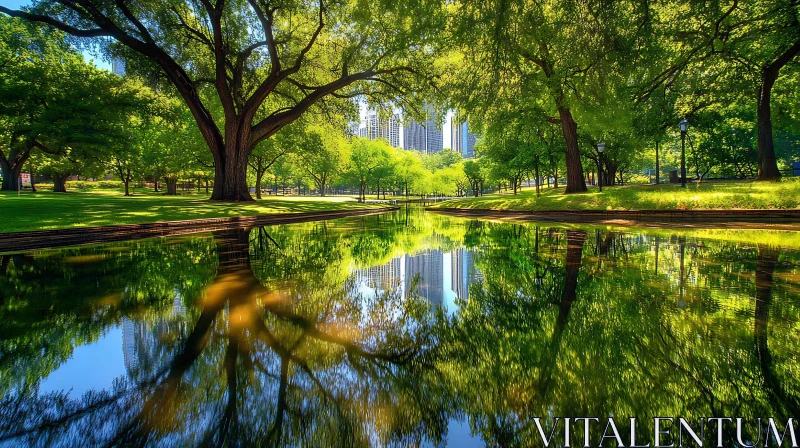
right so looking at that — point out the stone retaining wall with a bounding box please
[0,207,397,253]
[430,207,800,223]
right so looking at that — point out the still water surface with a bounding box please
[1,208,799,447]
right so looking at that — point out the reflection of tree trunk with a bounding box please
[218,333,239,443]
[558,230,586,328]
[654,238,660,276]
[267,357,290,447]
[600,232,614,256]
[538,230,586,397]
[112,227,259,445]
[754,246,800,419]
[679,239,685,303]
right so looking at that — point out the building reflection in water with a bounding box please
[121,290,186,374]
[353,248,482,307]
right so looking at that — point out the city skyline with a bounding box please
[356,104,477,156]
[353,247,482,308]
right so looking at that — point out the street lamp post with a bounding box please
[596,141,605,192]
[679,118,689,188]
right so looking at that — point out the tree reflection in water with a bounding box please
[0,210,799,447]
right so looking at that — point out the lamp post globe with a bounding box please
[596,141,605,192]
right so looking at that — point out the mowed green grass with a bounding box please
[0,190,376,233]
[430,179,800,211]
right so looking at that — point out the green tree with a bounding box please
[0,17,133,192]
[395,149,428,197]
[248,122,303,199]
[463,159,486,197]
[1,0,444,201]
[638,0,800,180]
[346,138,384,201]
[296,124,348,197]
[448,0,646,193]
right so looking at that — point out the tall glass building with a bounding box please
[451,117,477,159]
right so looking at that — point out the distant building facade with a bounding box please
[351,246,490,308]
[358,111,401,148]
[451,248,483,301]
[404,249,444,306]
[403,108,443,154]
[451,117,477,159]
[111,57,126,77]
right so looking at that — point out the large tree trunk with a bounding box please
[211,130,254,202]
[255,170,263,200]
[319,177,327,197]
[756,73,782,180]
[165,177,178,195]
[0,149,28,191]
[53,173,69,193]
[558,107,587,193]
[0,160,22,191]
[29,167,36,192]
[123,179,130,196]
[756,39,800,180]
[655,141,660,185]
[604,163,618,186]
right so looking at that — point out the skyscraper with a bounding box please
[403,120,427,152]
[111,57,126,77]
[451,248,483,301]
[403,108,443,154]
[451,116,477,159]
[404,249,444,306]
[360,111,401,148]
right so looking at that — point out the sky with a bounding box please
[4,0,112,70]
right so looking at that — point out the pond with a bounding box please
[1,207,799,447]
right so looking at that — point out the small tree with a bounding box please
[297,125,347,197]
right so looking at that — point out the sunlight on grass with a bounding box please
[0,190,375,233]
[431,179,800,212]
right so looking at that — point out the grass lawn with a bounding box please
[0,190,376,233]
[430,179,800,211]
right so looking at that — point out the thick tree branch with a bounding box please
[251,66,415,144]
[115,0,154,43]
[8,1,226,156]
[0,7,109,37]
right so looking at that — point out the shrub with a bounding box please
[64,180,125,189]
